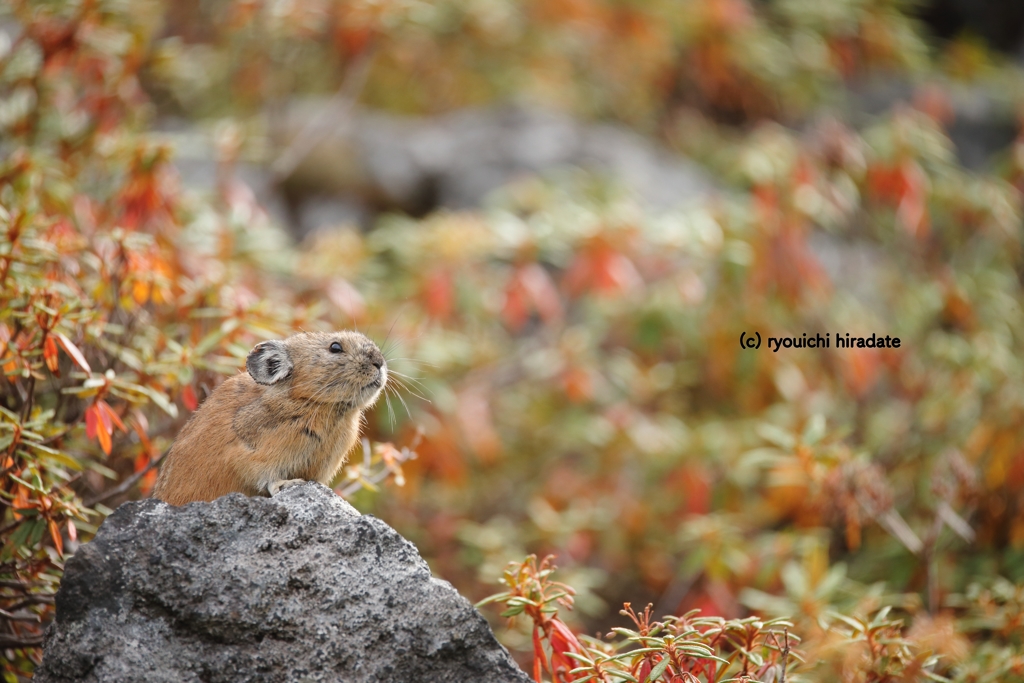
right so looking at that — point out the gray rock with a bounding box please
[231,103,715,235]
[36,483,530,683]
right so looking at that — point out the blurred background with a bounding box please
[2,0,1024,679]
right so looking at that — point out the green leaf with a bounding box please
[37,447,84,471]
[646,656,670,682]
[801,414,826,444]
[140,385,179,418]
[85,461,118,479]
[756,423,795,450]
[26,518,46,548]
[474,592,511,608]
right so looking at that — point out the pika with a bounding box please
[153,331,386,505]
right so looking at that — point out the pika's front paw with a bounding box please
[268,479,307,496]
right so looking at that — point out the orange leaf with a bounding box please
[67,519,77,542]
[97,422,112,455]
[56,332,92,374]
[96,401,113,435]
[98,400,126,432]
[140,469,159,496]
[44,336,60,376]
[12,484,30,519]
[0,324,12,383]
[841,347,882,398]
[132,279,152,306]
[562,366,593,403]
[90,403,114,455]
[48,519,64,557]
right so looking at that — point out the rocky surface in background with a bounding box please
[36,483,530,683]
[168,104,716,237]
[277,104,714,229]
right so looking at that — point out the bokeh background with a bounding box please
[2,0,1024,679]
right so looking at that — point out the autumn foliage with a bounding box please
[3,0,1024,681]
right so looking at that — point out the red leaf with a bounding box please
[44,335,60,376]
[56,332,91,374]
[504,263,564,331]
[182,384,199,412]
[423,271,455,321]
[550,619,586,681]
[532,626,547,683]
[85,404,99,440]
[501,280,529,331]
[457,386,502,463]
[563,252,594,297]
[521,263,562,325]
[132,408,149,434]
[594,249,642,294]
[638,658,652,682]
[326,278,366,321]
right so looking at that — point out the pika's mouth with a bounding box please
[365,370,385,390]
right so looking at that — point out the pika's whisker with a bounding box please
[384,357,436,367]
[388,373,430,396]
[388,384,413,419]
[383,385,397,430]
[389,376,430,403]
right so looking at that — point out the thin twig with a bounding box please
[271,46,377,180]
[6,595,55,610]
[0,607,40,622]
[19,375,36,423]
[779,627,790,683]
[84,447,168,508]
[0,633,45,649]
[0,517,24,537]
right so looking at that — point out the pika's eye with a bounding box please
[329,342,343,354]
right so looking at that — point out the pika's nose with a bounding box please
[367,348,385,369]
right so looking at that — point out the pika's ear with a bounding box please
[246,340,293,386]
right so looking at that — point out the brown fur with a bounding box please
[153,331,386,505]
